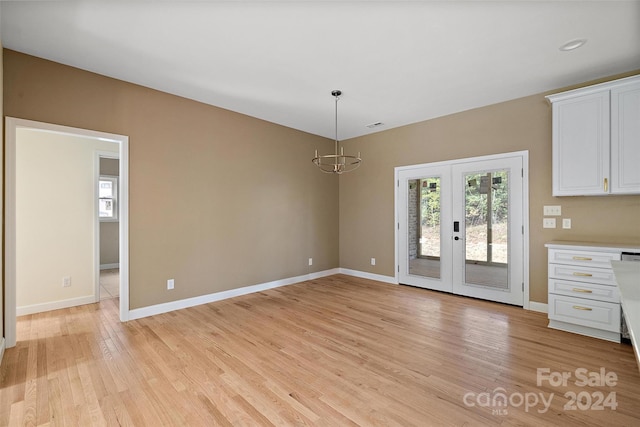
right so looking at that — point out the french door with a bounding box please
[397,153,527,306]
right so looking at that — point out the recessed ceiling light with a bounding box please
[559,38,587,51]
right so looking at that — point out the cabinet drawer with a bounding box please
[549,294,620,333]
[548,249,621,268]
[548,263,617,286]
[548,279,619,303]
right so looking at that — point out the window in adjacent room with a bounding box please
[99,175,118,221]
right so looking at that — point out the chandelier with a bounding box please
[313,90,362,174]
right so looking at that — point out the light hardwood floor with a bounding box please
[99,269,120,301]
[1,274,639,426]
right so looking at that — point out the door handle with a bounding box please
[454,236,460,241]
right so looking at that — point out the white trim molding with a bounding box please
[0,338,5,366]
[128,268,340,320]
[100,263,120,270]
[338,268,397,285]
[528,302,548,314]
[17,295,97,317]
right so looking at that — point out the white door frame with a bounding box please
[395,151,530,309]
[4,117,130,348]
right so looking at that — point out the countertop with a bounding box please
[612,260,640,371]
[545,241,640,252]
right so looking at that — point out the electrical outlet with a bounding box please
[308,258,313,266]
[543,205,562,216]
[62,276,71,287]
[371,258,376,266]
[167,279,175,290]
[543,218,556,228]
[562,218,572,229]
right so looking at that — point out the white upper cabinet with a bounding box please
[547,75,640,196]
[550,91,610,196]
[611,80,640,194]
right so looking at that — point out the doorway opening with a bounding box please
[4,118,130,348]
[97,154,121,301]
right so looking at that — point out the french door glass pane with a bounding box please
[408,178,441,279]
[464,170,508,289]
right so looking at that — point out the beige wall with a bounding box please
[339,71,640,304]
[99,157,119,266]
[4,49,338,310]
[5,48,638,311]
[16,129,118,309]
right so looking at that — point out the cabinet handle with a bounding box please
[572,272,593,277]
[604,178,608,192]
[573,306,593,311]
[572,288,593,293]
[572,256,592,261]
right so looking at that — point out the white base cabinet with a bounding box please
[545,242,637,343]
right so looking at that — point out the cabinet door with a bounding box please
[611,80,640,194]
[552,91,610,196]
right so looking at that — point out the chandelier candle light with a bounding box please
[313,90,362,174]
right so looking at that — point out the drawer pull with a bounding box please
[572,272,593,277]
[572,288,593,293]
[573,305,593,311]
[572,256,593,261]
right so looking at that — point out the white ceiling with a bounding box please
[2,1,639,140]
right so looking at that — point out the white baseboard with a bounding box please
[100,263,120,270]
[338,268,397,284]
[528,301,548,313]
[0,338,5,366]
[128,268,546,322]
[17,295,97,316]
[128,268,341,320]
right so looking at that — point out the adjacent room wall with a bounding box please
[16,129,118,312]
[4,49,339,310]
[339,71,640,304]
[100,157,119,268]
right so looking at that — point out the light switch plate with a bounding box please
[543,205,561,216]
[543,218,556,228]
[562,218,572,229]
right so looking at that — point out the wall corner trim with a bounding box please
[527,301,548,314]
[0,338,5,367]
